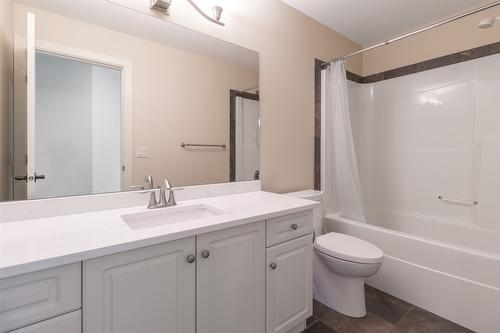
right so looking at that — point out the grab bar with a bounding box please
[438,196,478,206]
[181,142,226,149]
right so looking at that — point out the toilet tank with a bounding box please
[285,190,324,236]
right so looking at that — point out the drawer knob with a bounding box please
[270,262,277,270]
[201,250,210,259]
[186,255,196,263]
[291,223,298,230]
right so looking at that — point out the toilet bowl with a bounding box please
[314,232,383,317]
[285,190,384,318]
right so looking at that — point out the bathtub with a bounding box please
[325,212,500,333]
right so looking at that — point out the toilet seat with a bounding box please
[315,232,383,264]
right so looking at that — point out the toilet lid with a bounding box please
[315,232,384,264]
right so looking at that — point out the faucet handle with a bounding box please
[144,174,154,189]
[167,188,176,206]
[158,179,170,207]
[161,178,177,206]
[143,174,158,208]
[163,178,174,190]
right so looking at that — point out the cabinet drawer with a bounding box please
[10,310,81,333]
[266,210,313,247]
[0,263,81,333]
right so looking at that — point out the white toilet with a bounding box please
[286,190,384,318]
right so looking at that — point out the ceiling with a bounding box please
[282,0,489,46]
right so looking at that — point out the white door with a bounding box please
[83,238,196,333]
[14,12,51,199]
[12,12,36,200]
[266,234,313,333]
[235,96,260,181]
[196,221,266,333]
[34,52,122,198]
[14,12,41,200]
[24,12,37,198]
[13,13,125,200]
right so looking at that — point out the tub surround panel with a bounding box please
[316,51,500,241]
[356,54,500,235]
[314,42,500,176]
[474,140,500,232]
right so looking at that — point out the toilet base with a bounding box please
[313,252,367,318]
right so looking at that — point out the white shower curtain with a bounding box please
[324,61,366,222]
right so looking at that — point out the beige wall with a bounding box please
[0,0,13,201]
[362,5,500,76]
[117,0,362,193]
[13,4,259,192]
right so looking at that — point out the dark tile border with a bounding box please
[229,89,260,182]
[364,41,500,83]
[314,59,323,191]
[314,41,500,190]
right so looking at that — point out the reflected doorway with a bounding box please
[36,52,121,198]
[229,89,260,182]
[13,49,124,200]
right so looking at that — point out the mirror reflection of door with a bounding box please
[34,53,122,199]
[230,89,260,182]
[13,12,123,200]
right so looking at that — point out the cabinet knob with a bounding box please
[201,250,210,259]
[186,255,196,264]
[291,223,298,230]
[270,262,277,270]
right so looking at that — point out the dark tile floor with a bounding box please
[304,285,474,333]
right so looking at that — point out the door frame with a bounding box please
[229,89,259,182]
[33,40,133,191]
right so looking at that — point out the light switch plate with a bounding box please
[136,146,149,158]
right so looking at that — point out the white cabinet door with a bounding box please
[83,237,196,333]
[266,234,313,333]
[10,310,81,333]
[196,221,266,333]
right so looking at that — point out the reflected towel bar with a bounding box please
[181,143,226,149]
[438,196,478,206]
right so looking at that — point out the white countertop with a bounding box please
[0,191,317,279]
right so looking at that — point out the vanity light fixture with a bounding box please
[150,0,172,14]
[150,0,225,26]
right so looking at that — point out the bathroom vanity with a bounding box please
[1,1,313,332]
[0,187,317,333]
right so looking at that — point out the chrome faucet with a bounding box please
[142,175,177,209]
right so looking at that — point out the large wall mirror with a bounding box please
[6,0,259,201]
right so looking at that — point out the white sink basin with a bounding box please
[122,204,226,230]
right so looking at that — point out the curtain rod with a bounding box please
[328,1,500,63]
